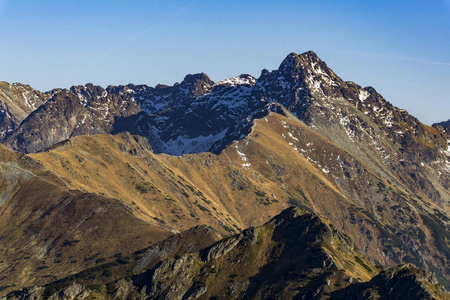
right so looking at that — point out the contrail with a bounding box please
[343,51,450,67]
[101,0,198,56]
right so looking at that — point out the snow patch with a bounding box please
[384,111,394,127]
[216,75,256,87]
[78,94,88,106]
[359,90,370,102]
[288,132,299,141]
[235,145,251,168]
[161,129,228,156]
[443,142,450,157]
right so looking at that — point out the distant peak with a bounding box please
[182,73,214,85]
[277,53,302,80]
[279,52,299,67]
[434,119,450,129]
[299,50,319,59]
[279,50,325,70]
[180,72,214,98]
[279,51,320,67]
[70,83,106,95]
[298,51,328,69]
[286,52,299,59]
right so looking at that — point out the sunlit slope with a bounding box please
[29,110,450,288]
[0,145,173,294]
[29,115,348,236]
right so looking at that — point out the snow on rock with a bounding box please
[235,144,251,168]
[443,142,450,157]
[215,75,256,87]
[359,90,370,102]
[161,129,229,156]
[288,132,299,141]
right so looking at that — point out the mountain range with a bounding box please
[0,51,448,299]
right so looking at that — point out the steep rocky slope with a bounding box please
[5,207,448,299]
[3,85,141,153]
[254,52,450,207]
[0,82,54,140]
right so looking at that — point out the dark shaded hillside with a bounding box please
[6,207,448,299]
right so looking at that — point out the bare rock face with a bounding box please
[48,283,89,300]
[201,234,243,263]
[0,82,54,140]
[112,279,136,300]
[3,86,141,153]
[117,131,153,157]
[10,283,89,300]
[16,286,43,300]
[146,255,197,299]
[335,263,447,300]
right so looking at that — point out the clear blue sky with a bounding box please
[0,0,449,124]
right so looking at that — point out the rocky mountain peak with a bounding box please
[277,52,303,82]
[0,81,54,140]
[435,119,450,131]
[179,72,214,99]
[276,51,341,85]
[299,49,319,59]
[70,83,107,106]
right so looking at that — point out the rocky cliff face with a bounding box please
[0,82,54,140]
[3,85,141,153]
[249,51,450,207]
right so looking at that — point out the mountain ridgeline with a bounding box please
[2,52,449,204]
[6,207,448,300]
[0,51,449,298]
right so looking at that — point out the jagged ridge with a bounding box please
[6,207,448,299]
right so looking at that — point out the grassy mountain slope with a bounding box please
[26,110,450,289]
[0,145,174,295]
